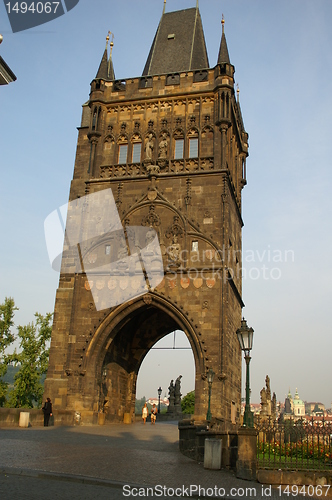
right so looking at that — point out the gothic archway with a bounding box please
[82,293,206,421]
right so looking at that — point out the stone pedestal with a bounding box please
[19,412,30,428]
[236,428,257,481]
[204,438,222,469]
[98,412,106,425]
[123,412,131,424]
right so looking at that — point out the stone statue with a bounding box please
[260,387,268,417]
[145,226,155,246]
[167,380,175,412]
[265,375,271,400]
[174,375,182,406]
[168,235,181,263]
[158,133,168,159]
[117,235,128,260]
[260,387,267,405]
[144,133,154,160]
[271,392,277,418]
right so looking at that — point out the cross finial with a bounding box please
[107,31,114,55]
[163,0,166,14]
[236,83,240,102]
[221,13,225,34]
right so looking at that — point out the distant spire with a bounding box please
[95,32,115,81]
[217,13,231,65]
[108,31,115,81]
[236,83,240,102]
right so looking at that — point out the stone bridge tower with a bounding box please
[44,5,249,428]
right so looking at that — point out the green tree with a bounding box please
[181,390,195,414]
[7,312,52,408]
[0,297,17,406]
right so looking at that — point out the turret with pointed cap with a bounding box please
[95,32,115,81]
[217,14,231,65]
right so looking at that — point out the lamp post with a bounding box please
[158,386,162,413]
[206,368,215,421]
[236,318,254,428]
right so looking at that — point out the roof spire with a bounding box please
[236,83,240,102]
[95,31,115,81]
[217,13,230,65]
[95,34,109,80]
[163,0,166,14]
[108,31,115,81]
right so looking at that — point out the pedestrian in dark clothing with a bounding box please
[42,397,53,427]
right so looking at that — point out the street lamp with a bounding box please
[236,318,254,428]
[158,386,162,413]
[206,368,215,421]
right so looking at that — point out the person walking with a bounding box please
[142,403,148,424]
[151,403,157,425]
[42,397,53,427]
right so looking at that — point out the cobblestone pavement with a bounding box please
[0,422,314,499]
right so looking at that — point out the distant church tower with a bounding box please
[44,4,249,427]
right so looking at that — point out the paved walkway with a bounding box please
[0,422,314,498]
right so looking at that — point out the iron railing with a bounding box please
[256,416,332,471]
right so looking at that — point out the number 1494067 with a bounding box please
[277,485,330,497]
[5,2,60,14]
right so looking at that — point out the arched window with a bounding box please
[132,142,142,163]
[173,129,184,159]
[92,108,98,131]
[91,106,101,131]
[189,138,198,158]
[187,128,199,159]
[118,144,128,164]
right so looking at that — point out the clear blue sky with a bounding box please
[1,0,332,407]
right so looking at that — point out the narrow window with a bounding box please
[231,401,236,424]
[92,109,97,130]
[132,142,142,163]
[174,139,184,159]
[118,144,128,164]
[191,241,198,252]
[105,245,111,255]
[189,138,198,158]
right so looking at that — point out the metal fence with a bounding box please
[256,416,332,471]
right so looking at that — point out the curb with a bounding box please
[0,466,143,490]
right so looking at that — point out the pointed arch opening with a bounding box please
[83,294,206,422]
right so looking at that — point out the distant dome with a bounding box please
[294,388,303,405]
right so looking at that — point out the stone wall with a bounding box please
[0,408,78,427]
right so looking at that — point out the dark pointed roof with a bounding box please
[142,7,209,76]
[108,51,115,81]
[96,48,108,79]
[217,28,231,64]
[0,55,16,85]
[95,44,115,81]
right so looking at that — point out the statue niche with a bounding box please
[157,132,169,169]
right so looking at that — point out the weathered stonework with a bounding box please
[44,7,249,428]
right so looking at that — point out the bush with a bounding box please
[181,390,195,414]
